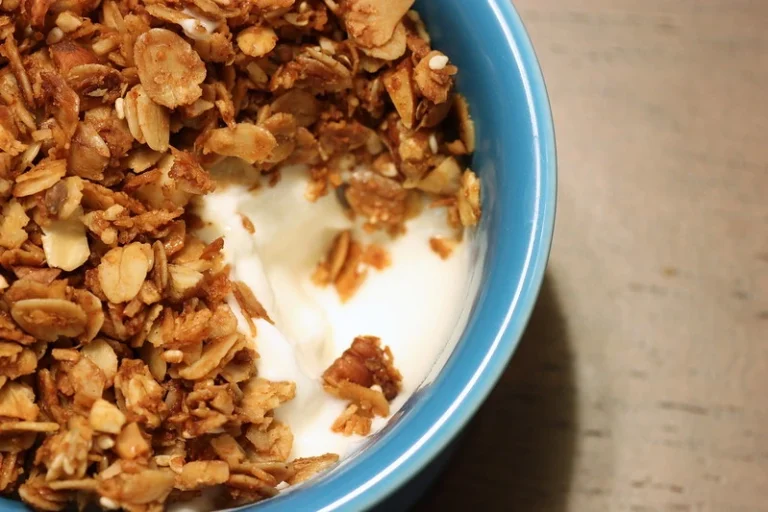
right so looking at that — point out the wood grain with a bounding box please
[418,1,768,510]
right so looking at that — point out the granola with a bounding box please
[0,0,481,509]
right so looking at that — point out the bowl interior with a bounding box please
[249,1,556,511]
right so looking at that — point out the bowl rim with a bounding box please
[253,1,557,510]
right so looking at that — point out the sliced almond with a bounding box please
[382,60,416,129]
[416,156,461,195]
[42,215,90,272]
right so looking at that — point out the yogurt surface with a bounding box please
[195,165,475,459]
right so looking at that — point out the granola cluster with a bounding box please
[0,0,480,509]
[323,336,401,436]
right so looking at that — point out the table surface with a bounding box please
[419,1,768,510]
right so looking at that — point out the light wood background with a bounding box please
[420,1,768,510]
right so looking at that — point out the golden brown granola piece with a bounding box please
[98,242,151,304]
[225,472,279,505]
[361,22,407,61]
[313,230,351,286]
[177,333,239,380]
[176,460,230,491]
[271,47,353,93]
[323,335,402,401]
[239,213,255,234]
[417,156,462,195]
[245,420,293,462]
[362,243,391,270]
[124,84,170,152]
[49,41,98,71]
[211,434,247,465]
[345,170,409,227]
[0,199,30,249]
[413,50,456,104]
[80,339,117,385]
[41,216,90,272]
[454,93,476,153]
[237,26,278,58]
[18,471,69,511]
[168,147,215,195]
[326,380,390,417]
[271,89,320,127]
[261,112,298,165]
[0,452,24,493]
[37,415,93,481]
[239,377,295,424]
[233,280,273,323]
[334,237,367,303]
[0,342,37,380]
[89,398,126,434]
[340,0,415,48]
[203,123,277,164]
[114,359,167,428]
[13,158,66,198]
[10,298,87,342]
[134,28,206,108]
[457,169,481,227]
[0,381,39,421]
[288,453,339,485]
[114,421,150,460]
[44,176,83,220]
[40,71,80,146]
[429,236,457,260]
[331,403,372,436]
[97,468,175,510]
[382,59,417,129]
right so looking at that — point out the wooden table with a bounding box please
[419,1,768,510]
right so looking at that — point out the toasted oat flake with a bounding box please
[134,29,206,109]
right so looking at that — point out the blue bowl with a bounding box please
[253,1,557,510]
[1,1,555,511]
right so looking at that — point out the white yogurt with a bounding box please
[195,165,475,459]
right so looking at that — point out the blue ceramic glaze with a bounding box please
[247,1,556,510]
[1,1,555,510]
